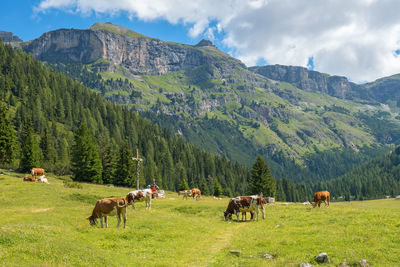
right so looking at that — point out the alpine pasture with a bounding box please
[0,170,399,266]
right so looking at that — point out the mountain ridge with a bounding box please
[12,22,400,182]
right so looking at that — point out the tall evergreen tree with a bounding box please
[0,103,16,166]
[213,179,223,197]
[100,145,116,185]
[71,124,102,183]
[249,155,276,197]
[40,127,57,167]
[114,140,134,186]
[19,119,41,172]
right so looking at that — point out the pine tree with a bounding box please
[40,127,57,166]
[114,140,134,186]
[0,103,16,166]
[178,177,190,191]
[249,155,276,197]
[71,124,102,183]
[101,145,116,185]
[213,179,223,197]
[19,119,41,172]
[199,176,210,196]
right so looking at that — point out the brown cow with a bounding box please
[87,194,133,228]
[31,168,45,177]
[191,188,201,200]
[312,191,330,208]
[224,195,265,222]
[23,176,35,182]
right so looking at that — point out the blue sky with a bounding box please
[0,0,204,45]
[2,0,400,82]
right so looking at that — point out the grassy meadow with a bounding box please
[0,170,399,266]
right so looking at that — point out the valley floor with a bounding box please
[0,170,399,266]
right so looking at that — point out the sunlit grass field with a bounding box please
[0,170,399,266]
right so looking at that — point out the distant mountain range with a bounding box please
[7,22,400,182]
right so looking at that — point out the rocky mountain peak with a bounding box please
[249,64,367,100]
[195,39,215,47]
[89,22,148,38]
[20,23,245,76]
[0,31,23,42]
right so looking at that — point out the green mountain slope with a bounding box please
[19,23,400,182]
[0,39,251,196]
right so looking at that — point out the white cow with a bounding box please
[37,175,49,184]
[127,189,152,210]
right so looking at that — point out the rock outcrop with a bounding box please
[20,22,245,77]
[0,31,23,42]
[249,64,368,100]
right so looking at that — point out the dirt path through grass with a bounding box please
[200,222,246,266]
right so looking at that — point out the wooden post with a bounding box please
[132,149,143,189]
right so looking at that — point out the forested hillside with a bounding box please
[0,40,251,196]
[326,146,400,200]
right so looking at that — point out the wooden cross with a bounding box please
[132,148,143,189]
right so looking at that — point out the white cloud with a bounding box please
[35,0,400,82]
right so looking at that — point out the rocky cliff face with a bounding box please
[249,64,368,100]
[20,23,245,77]
[0,31,23,42]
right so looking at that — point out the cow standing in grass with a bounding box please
[87,194,133,228]
[191,188,201,200]
[178,190,191,200]
[31,168,45,178]
[312,191,330,208]
[127,189,152,210]
[224,195,265,222]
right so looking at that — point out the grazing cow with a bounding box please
[178,190,192,200]
[37,175,49,184]
[224,195,266,222]
[191,188,201,200]
[87,194,133,228]
[312,191,330,208]
[127,189,152,210]
[23,176,35,182]
[31,168,45,177]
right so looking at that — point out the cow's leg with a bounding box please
[122,209,127,228]
[131,201,135,210]
[261,207,266,220]
[148,199,151,209]
[100,217,104,228]
[236,211,240,222]
[104,216,108,228]
[116,213,121,228]
[255,208,259,221]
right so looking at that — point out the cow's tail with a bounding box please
[117,199,127,208]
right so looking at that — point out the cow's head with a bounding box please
[86,216,97,226]
[311,202,316,208]
[224,210,232,221]
[126,193,134,204]
[135,190,144,200]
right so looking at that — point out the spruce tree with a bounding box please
[19,119,41,172]
[249,155,276,197]
[101,145,116,185]
[114,140,134,186]
[71,124,102,183]
[0,103,16,166]
[213,179,223,197]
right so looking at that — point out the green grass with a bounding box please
[1,170,399,266]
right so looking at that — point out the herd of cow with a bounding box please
[23,168,331,228]
[23,168,49,183]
